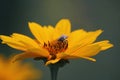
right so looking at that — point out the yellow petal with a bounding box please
[12,48,49,62]
[0,35,27,51]
[79,56,96,62]
[28,22,48,44]
[65,40,113,60]
[48,26,60,40]
[56,52,76,59]
[66,43,101,57]
[27,48,49,57]
[12,52,36,62]
[55,19,71,36]
[57,52,96,62]
[68,29,87,47]
[94,40,113,50]
[78,29,103,47]
[43,25,56,41]
[45,58,60,65]
[11,33,40,48]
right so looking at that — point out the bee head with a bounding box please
[58,35,68,42]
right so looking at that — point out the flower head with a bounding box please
[0,55,41,80]
[0,19,113,65]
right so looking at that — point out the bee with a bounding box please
[57,35,68,50]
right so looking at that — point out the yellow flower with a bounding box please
[0,19,113,65]
[0,55,41,80]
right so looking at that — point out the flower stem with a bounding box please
[46,59,69,80]
[49,65,59,80]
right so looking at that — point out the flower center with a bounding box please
[43,35,68,59]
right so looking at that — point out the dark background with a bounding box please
[0,0,119,80]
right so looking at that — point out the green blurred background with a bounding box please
[0,0,119,80]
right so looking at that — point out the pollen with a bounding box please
[43,35,68,59]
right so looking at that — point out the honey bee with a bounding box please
[57,35,68,50]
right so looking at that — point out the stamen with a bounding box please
[44,43,47,47]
